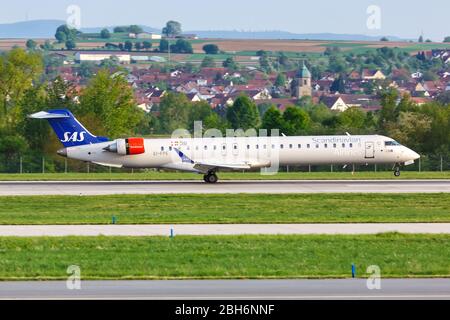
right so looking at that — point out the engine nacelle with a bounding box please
[104,138,145,155]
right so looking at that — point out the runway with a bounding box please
[1,180,449,195]
[1,279,450,300]
[1,223,450,236]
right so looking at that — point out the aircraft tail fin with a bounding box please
[29,109,109,147]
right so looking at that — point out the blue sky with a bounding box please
[1,0,448,40]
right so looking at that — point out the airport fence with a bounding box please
[0,154,449,174]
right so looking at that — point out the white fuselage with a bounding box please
[63,134,420,174]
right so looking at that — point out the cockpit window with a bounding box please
[385,140,402,146]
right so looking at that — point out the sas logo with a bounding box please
[62,131,86,143]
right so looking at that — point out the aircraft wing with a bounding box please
[194,162,251,173]
[174,148,252,173]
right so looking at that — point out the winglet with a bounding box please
[174,148,194,164]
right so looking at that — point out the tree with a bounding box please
[274,73,286,87]
[201,56,216,68]
[100,29,111,39]
[78,69,143,138]
[380,37,389,41]
[223,57,238,70]
[379,88,399,128]
[26,39,37,51]
[113,26,127,33]
[418,35,424,43]
[226,95,260,130]
[55,31,67,43]
[337,107,366,131]
[282,106,310,135]
[203,44,219,54]
[261,106,284,131]
[0,48,44,128]
[330,76,346,93]
[162,21,182,37]
[124,41,133,52]
[171,39,193,54]
[444,36,450,43]
[142,41,152,50]
[158,93,191,133]
[256,50,268,57]
[79,62,96,78]
[129,25,143,34]
[65,39,76,50]
[159,39,169,52]
[55,24,78,43]
[135,42,142,51]
[40,40,53,51]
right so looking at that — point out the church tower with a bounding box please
[295,63,312,98]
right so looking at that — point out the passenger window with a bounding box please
[196,146,199,151]
[213,145,217,150]
[280,144,284,149]
[298,144,301,148]
[315,144,319,148]
[256,145,259,149]
[307,144,310,148]
[324,144,328,148]
[161,146,164,151]
[263,145,267,149]
[169,146,172,151]
[204,146,207,150]
[349,143,353,148]
[289,144,293,149]
[233,145,237,150]
[272,144,275,149]
[247,145,250,150]
[342,143,345,148]
[333,144,337,148]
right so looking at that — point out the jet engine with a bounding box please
[104,138,145,155]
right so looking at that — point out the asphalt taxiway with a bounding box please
[1,223,449,236]
[1,279,449,300]
[1,179,449,195]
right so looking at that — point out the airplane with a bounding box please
[29,109,420,183]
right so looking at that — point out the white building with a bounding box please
[75,52,131,64]
[136,32,162,40]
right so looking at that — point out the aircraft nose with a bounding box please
[408,149,420,160]
[57,148,68,157]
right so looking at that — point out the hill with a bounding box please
[0,19,406,42]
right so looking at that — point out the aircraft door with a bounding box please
[365,142,375,159]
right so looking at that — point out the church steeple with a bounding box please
[295,62,312,98]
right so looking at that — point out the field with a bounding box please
[0,193,449,225]
[0,234,449,280]
[0,171,449,181]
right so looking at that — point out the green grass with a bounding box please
[0,171,449,181]
[0,234,449,280]
[0,193,449,225]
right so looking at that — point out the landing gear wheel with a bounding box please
[394,165,401,177]
[204,173,218,184]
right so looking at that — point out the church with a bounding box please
[295,63,312,98]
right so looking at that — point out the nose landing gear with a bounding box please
[393,164,401,177]
[203,171,219,183]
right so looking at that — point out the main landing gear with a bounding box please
[393,164,401,177]
[203,171,219,184]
